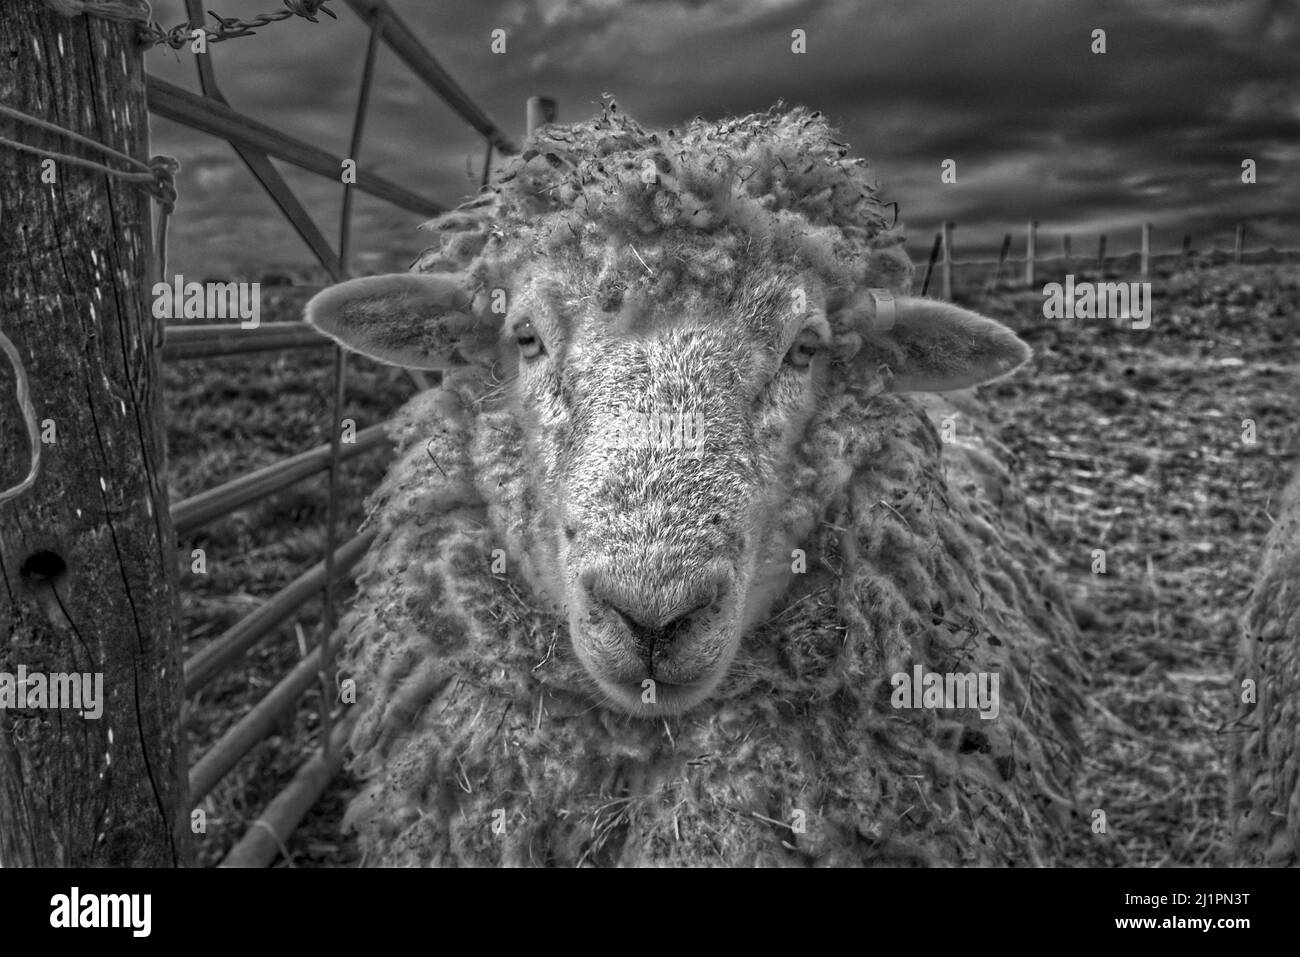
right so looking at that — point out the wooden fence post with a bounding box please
[1063,233,1072,270]
[941,220,954,300]
[526,96,557,137]
[0,0,190,866]
[1025,220,1037,286]
[1140,222,1151,277]
[1235,222,1245,264]
[1097,234,1107,269]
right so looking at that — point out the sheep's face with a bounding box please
[306,254,1030,718]
[506,268,828,715]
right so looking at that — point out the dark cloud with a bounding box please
[145,0,1300,277]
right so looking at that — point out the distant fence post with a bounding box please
[1025,220,1037,286]
[1140,222,1151,277]
[1063,233,1072,269]
[0,0,190,867]
[1235,222,1245,264]
[1097,234,1107,269]
[990,233,1012,287]
[1183,234,1192,260]
[921,231,942,296]
[526,96,557,137]
[941,220,954,300]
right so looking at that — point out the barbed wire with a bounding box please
[41,0,337,49]
[141,0,338,49]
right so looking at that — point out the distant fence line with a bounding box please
[922,219,1267,300]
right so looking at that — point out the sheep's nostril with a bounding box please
[610,593,709,631]
[610,608,665,659]
[603,591,714,656]
[585,572,720,648]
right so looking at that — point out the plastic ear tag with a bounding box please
[869,289,896,331]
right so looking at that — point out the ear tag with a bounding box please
[868,289,896,331]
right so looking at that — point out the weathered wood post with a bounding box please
[1097,234,1107,270]
[1062,233,1072,269]
[526,96,557,137]
[1024,220,1037,286]
[940,220,954,300]
[1234,222,1246,264]
[1140,222,1151,277]
[0,0,190,866]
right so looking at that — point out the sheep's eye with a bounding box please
[785,329,821,369]
[515,319,544,359]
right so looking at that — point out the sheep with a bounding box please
[305,102,1085,866]
[1231,465,1300,866]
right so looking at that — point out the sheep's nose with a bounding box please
[584,571,720,660]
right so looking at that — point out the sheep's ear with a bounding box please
[305,272,500,369]
[842,296,1030,393]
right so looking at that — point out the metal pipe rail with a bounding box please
[171,424,390,535]
[184,530,376,695]
[340,0,518,155]
[189,630,345,804]
[146,76,445,218]
[162,321,332,360]
[219,710,357,867]
[152,0,525,861]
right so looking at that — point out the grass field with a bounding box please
[166,258,1300,867]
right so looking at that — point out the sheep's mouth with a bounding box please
[574,615,741,716]
[598,675,719,717]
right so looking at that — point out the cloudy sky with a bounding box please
[144,0,1300,279]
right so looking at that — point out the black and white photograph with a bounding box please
[0,0,1296,920]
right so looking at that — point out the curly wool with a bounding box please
[1231,467,1300,866]
[413,99,914,319]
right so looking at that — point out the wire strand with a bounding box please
[0,102,151,175]
[0,331,42,507]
